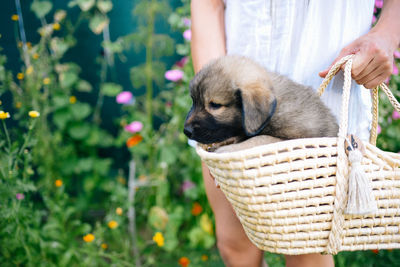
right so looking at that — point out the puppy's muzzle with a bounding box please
[183,123,194,139]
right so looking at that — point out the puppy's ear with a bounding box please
[236,86,277,137]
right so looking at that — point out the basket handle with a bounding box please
[317,55,400,145]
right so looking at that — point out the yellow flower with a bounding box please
[101,243,108,250]
[11,15,19,21]
[83,233,95,243]
[43,77,51,85]
[152,232,164,247]
[201,255,208,261]
[55,179,63,187]
[17,73,24,80]
[108,220,118,229]
[33,53,40,60]
[53,23,61,31]
[116,207,123,215]
[69,96,77,104]
[0,111,10,120]
[26,42,32,49]
[26,66,34,75]
[200,214,213,235]
[28,110,40,118]
[15,102,22,109]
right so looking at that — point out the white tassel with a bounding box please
[345,148,378,215]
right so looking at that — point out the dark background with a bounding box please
[0,0,182,131]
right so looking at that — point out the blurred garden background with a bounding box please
[0,0,399,266]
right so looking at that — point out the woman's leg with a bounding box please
[202,163,266,267]
[285,254,334,267]
[203,162,335,267]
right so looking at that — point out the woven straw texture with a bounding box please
[196,56,400,255]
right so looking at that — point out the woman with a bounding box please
[190,1,400,266]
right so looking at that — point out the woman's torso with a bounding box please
[224,0,375,141]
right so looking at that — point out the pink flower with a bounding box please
[392,110,400,120]
[372,15,377,24]
[16,193,25,200]
[124,121,143,133]
[394,50,400,59]
[165,69,184,82]
[377,124,381,134]
[181,180,195,192]
[183,18,191,27]
[116,91,134,104]
[175,57,189,68]
[393,63,399,75]
[375,0,383,8]
[183,29,191,41]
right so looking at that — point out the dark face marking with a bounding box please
[183,84,243,144]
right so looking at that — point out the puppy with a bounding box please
[183,55,339,152]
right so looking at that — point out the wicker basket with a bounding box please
[196,55,400,255]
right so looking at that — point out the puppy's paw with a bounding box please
[199,136,244,152]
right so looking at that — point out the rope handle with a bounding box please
[317,55,400,145]
[320,55,400,254]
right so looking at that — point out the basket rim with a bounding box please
[196,136,338,159]
[196,136,400,164]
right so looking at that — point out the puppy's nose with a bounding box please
[183,124,193,139]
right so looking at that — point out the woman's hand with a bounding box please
[319,30,396,89]
[319,0,400,89]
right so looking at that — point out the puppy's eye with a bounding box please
[209,101,222,109]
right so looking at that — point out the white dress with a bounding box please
[224,0,375,141]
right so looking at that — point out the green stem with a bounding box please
[92,57,108,124]
[145,2,155,131]
[81,248,133,267]
[2,120,13,174]
[12,120,36,171]
[144,2,156,169]
[93,25,111,124]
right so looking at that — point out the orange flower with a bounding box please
[117,176,126,185]
[191,202,203,216]
[152,232,164,247]
[116,207,123,215]
[371,249,379,254]
[83,233,95,243]
[126,135,143,148]
[201,255,208,261]
[108,220,118,229]
[55,179,63,187]
[178,257,190,267]
[101,243,108,249]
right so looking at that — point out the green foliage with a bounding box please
[0,0,399,266]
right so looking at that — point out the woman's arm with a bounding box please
[191,0,226,73]
[320,0,400,88]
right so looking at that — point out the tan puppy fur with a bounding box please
[184,55,339,151]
